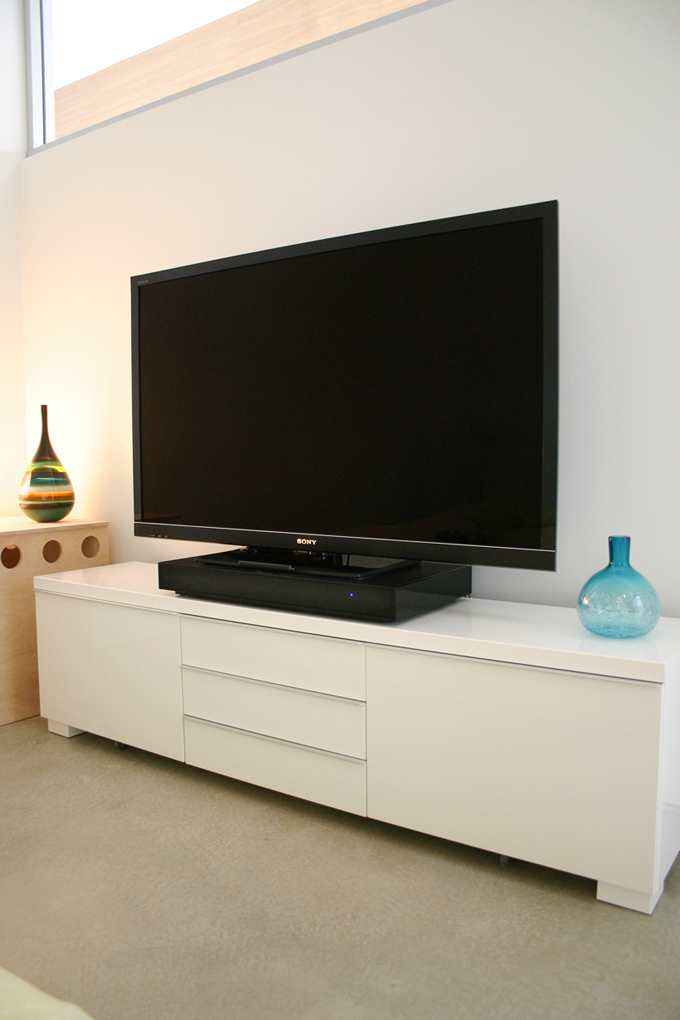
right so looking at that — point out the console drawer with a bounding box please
[184,717,367,815]
[183,667,366,758]
[181,617,365,699]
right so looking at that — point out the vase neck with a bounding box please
[35,404,57,461]
[609,535,631,568]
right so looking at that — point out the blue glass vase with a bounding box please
[577,536,660,638]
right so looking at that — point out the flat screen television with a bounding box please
[132,199,558,603]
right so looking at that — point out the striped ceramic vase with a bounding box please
[19,405,75,523]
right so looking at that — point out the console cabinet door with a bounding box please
[366,645,663,894]
[36,592,184,760]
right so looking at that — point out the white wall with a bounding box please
[0,0,27,515]
[18,0,680,610]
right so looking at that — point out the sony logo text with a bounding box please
[296,538,317,545]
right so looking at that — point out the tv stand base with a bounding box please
[158,555,472,622]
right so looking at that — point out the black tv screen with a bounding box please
[132,200,558,570]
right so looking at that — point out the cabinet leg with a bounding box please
[596,880,663,914]
[47,719,84,738]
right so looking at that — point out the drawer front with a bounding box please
[181,616,365,700]
[183,667,366,758]
[184,717,367,816]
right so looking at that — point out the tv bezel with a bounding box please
[132,200,558,571]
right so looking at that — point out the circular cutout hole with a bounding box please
[42,540,62,564]
[1,544,21,569]
[81,535,100,559]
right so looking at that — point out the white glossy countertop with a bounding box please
[34,561,680,684]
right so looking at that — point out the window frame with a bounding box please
[25,0,54,150]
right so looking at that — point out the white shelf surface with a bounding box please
[34,561,680,684]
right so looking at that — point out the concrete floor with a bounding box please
[1,716,679,1020]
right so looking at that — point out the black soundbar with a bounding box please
[158,556,472,623]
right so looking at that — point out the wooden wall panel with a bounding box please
[54,0,428,138]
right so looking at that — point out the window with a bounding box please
[26,0,431,149]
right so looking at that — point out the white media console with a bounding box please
[34,561,680,914]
